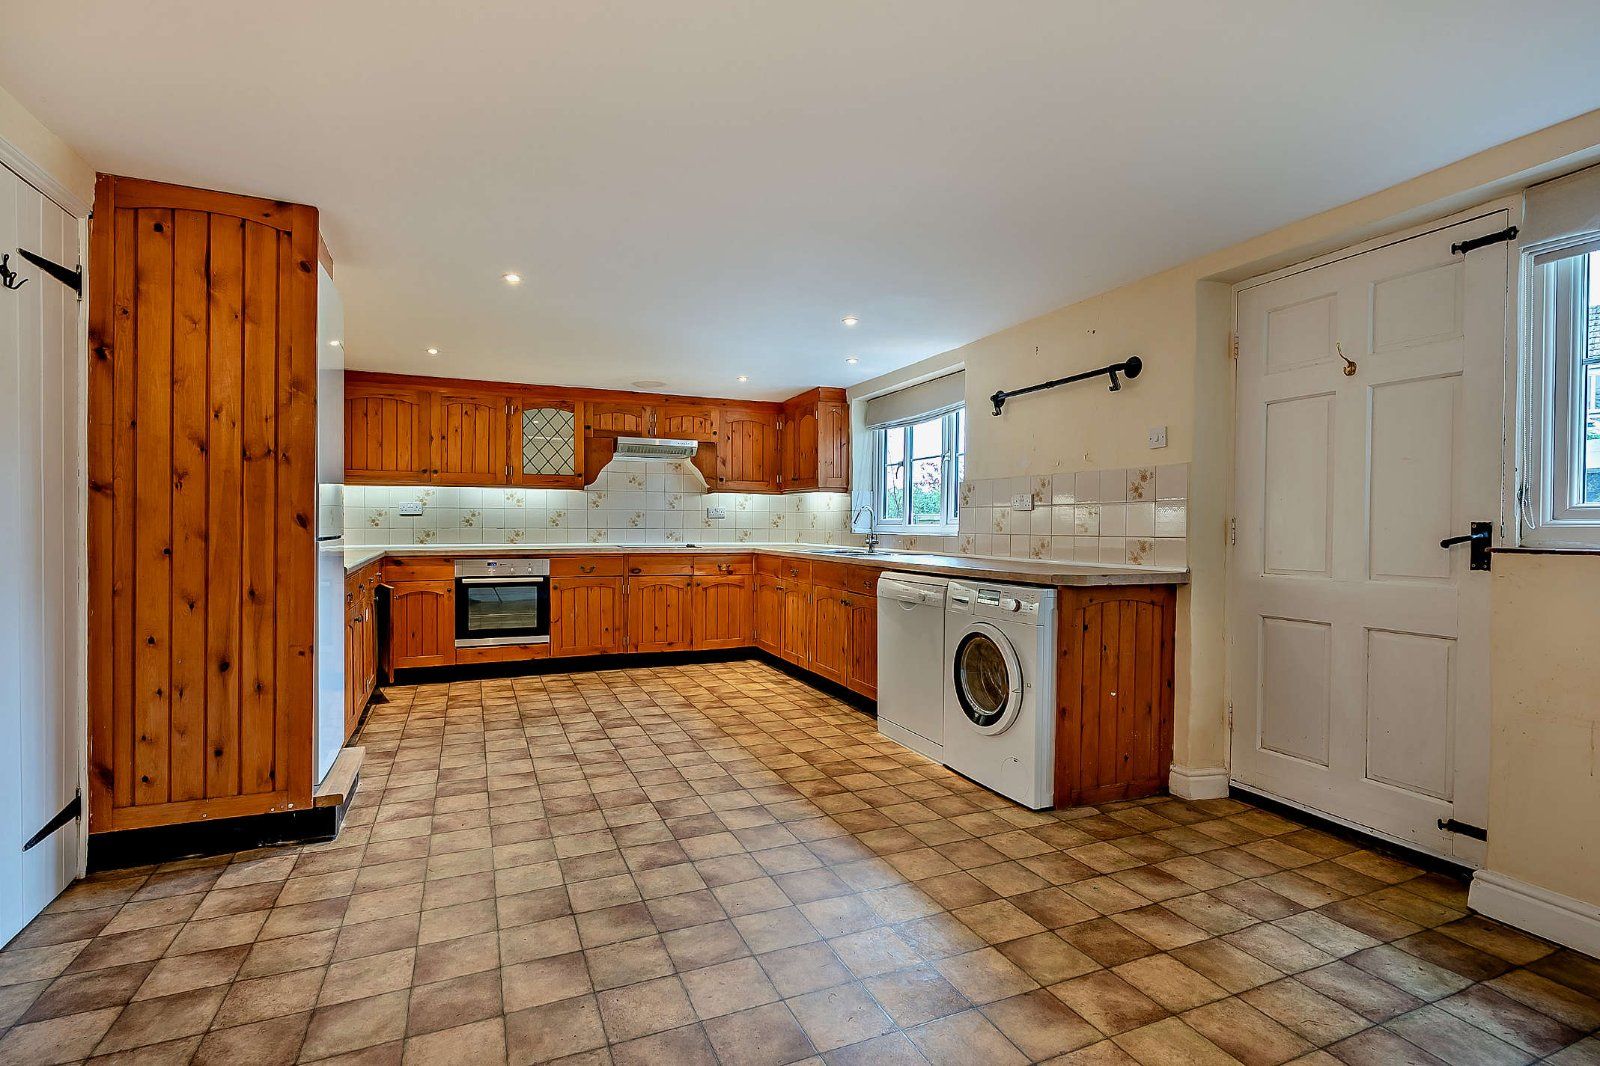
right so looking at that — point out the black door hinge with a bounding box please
[23,790,81,851]
[1438,817,1487,841]
[16,248,83,296]
[1450,226,1517,256]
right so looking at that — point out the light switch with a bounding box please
[1147,426,1168,449]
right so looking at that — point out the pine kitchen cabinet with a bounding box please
[345,563,380,738]
[345,381,435,484]
[782,387,850,492]
[717,404,783,492]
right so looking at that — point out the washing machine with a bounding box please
[943,579,1057,809]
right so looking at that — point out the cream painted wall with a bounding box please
[1486,553,1600,908]
[851,108,1600,786]
[0,83,94,210]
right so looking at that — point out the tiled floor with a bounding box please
[1,661,1597,1065]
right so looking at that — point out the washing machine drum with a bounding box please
[952,623,1024,734]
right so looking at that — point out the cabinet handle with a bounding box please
[579,564,596,574]
[629,567,641,575]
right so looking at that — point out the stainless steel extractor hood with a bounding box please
[612,436,699,460]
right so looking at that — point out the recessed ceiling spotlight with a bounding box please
[631,379,667,389]
[502,272,523,285]
[845,356,859,365]
[736,375,749,383]
[426,347,440,356]
[841,314,859,327]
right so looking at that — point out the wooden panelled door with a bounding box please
[627,576,693,653]
[87,175,319,833]
[345,384,432,483]
[0,162,82,941]
[1230,211,1506,863]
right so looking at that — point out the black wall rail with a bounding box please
[989,355,1142,416]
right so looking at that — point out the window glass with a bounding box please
[872,407,964,530]
[1584,251,1600,504]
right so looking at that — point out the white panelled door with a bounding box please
[0,163,82,944]
[1230,211,1508,864]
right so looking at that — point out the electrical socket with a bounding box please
[1010,493,1034,512]
[706,506,728,520]
[398,501,424,517]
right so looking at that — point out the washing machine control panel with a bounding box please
[972,587,1042,617]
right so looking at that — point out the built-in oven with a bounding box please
[454,558,550,647]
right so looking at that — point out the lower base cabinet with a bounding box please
[550,576,625,656]
[381,552,878,701]
[1054,585,1177,808]
[344,564,380,739]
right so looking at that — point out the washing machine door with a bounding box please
[951,622,1024,735]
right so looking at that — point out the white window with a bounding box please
[873,407,964,532]
[1524,239,1600,545]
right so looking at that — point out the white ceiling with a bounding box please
[4,2,1598,400]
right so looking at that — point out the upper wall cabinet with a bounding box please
[586,400,654,437]
[783,388,850,492]
[345,383,433,483]
[719,404,781,492]
[434,391,510,484]
[343,373,846,495]
[512,398,583,489]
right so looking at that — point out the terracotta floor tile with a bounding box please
[0,663,1589,1064]
[787,981,897,1052]
[702,1001,816,1065]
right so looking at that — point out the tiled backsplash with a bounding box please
[940,463,1188,567]
[344,459,1188,569]
[343,461,855,546]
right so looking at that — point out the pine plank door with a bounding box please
[550,578,624,656]
[719,405,780,492]
[87,175,319,833]
[1230,211,1507,863]
[0,165,82,942]
[345,384,433,483]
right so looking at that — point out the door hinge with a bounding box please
[1438,818,1487,841]
[1228,332,1239,361]
[16,248,83,298]
[1450,225,1518,256]
[1228,517,1236,547]
[1225,700,1234,731]
[24,789,81,851]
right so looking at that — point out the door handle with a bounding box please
[1440,521,1492,571]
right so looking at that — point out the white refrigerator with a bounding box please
[315,265,347,784]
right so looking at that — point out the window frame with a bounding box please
[871,407,963,534]
[1522,236,1600,547]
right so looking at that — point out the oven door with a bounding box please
[455,576,550,646]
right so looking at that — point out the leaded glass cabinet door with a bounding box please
[511,399,583,487]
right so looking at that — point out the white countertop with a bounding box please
[345,542,1188,587]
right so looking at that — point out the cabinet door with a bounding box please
[693,575,752,650]
[587,400,654,437]
[627,575,694,653]
[434,392,509,484]
[720,405,781,492]
[346,385,433,483]
[753,575,782,654]
[817,400,851,491]
[784,402,819,489]
[389,580,456,668]
[845,593,877,698]
[550,577,624,656]
[512,399,583,488]
[780,583,812,665]
[808,588,850,684]
[657,403,721,443]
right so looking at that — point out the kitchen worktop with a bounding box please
[345,542,1188,587]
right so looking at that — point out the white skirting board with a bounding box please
[1469,870,1600,958]
[1168,765,1230,801]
